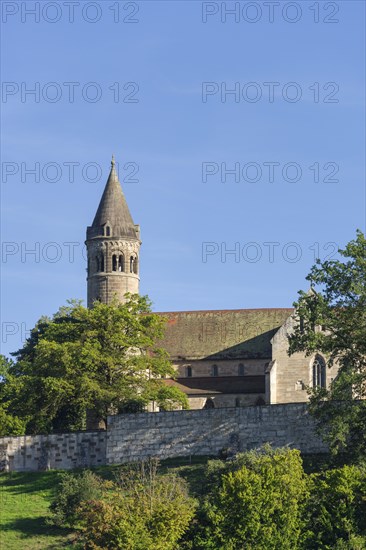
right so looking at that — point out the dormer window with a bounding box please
[106,226,111,236]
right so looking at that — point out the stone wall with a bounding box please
[106,403,327,465]
[270,316,339,403]
[0,404,327,472]
[0,430,106,472]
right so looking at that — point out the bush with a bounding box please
[49,469,104,527]
[78,459,197,550]
[190,446,309,550]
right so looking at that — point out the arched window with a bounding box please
[212,365,218,377]
[133,255,138,274]
[238,363,245,376]
[118,254,124,272]
[186,366,192,377]
[100,253,105,272]
[312,355,326,388]
[95,256,100,272]
[204,398,215,409]
[106,226,111,236]
[130,256,134,273]
[112,254,117,271]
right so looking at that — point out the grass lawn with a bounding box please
[0,456,210,549]
[0,470,75,549]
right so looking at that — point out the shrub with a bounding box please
[191,446,309,550]
[78,459,197,550]
[49,469,104,527]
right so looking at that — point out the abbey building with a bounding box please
[86,159,339,409]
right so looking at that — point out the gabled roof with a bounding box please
[157,308,293,360]
[87,156,139,240]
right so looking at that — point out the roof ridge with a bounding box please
[155,308,294,314]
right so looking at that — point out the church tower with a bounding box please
[86,156,141,307]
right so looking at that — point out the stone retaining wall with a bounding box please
[106,403,327,465]
[0,430,106,472]
[0,404,326,472]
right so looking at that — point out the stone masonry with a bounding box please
[0,404,327,472]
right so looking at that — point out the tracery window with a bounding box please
[312,355,326,388]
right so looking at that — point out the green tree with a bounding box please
[288,230,366,460]
[193,446,308,550]
[3,295,188,434]
[0,355,27,436]
[304,465,366,549]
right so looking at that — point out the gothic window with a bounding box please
[118,254,124,272]
[112,254,117,271]
[312,355,326,388]
[238,363,245,376]
[212,365,218,377]
[186,366,192,377]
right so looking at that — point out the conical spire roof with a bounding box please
[87,156,138,240]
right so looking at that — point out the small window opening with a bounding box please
[238,363,245,376]
[112,254,117,271]
[106,226,111,236]
[212,365,218,377]
[118,254,124,272]
[186,366,192,377]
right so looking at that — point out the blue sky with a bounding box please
[1,0,365,357]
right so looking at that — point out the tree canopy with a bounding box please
[1,294,188,434]
[288,230,366,460]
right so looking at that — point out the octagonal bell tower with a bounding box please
[86,156,141,307]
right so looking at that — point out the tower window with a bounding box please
[186,366,192,377]
[238,363,245,376]
[112,254,117,271]
[211,365,218,377]
[312,355,326,388]
[106,226,111,236]
[100,253,105,272]
[95,256,100,272]
[130,255,138,274]
[118,254,124,272]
